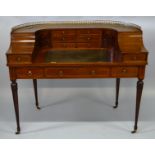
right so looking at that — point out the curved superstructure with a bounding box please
[12,20,141,33]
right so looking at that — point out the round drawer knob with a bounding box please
[133,56,137,60]
[122,68,127,73]
[87,37,91,41]
[91,70,96,75]
[27,70,32,76]
[59,70,64,76]
[16,57,21,62]
[62,37,65,41]
[63,43,66,47]
[62,31,65,34]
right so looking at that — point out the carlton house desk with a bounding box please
[6,21,148,134]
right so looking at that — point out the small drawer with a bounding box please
[77,42,101,48]
[52,43,76,48]
[77,29,102,35]
[76,35,101,42]
[76,67,110,77]
[112,67,138,77]
[52,30,76,37]
[8,55,31,63]
[16,68,44,79]
[52,35,76,42]
[123,53,147,61]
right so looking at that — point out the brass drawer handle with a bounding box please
[91,70,96,75]
[87,43,90,47]
[63,43,66,47]
[87,37,91,41]
[59,70,64,76]
[122,68,127,73]
[16,57,21,62]
[133,56,137,60]
[27,70,32,76]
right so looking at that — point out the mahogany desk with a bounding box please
[6,21,148,134]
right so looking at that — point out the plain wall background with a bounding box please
[0,16,154,123]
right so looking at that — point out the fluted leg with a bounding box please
[11,80,20,134]
[113,78,120,108]
[33,79,40,109]
[131,79,144,133]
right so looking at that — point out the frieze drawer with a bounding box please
[16,68,44,79]
[112,67,138,77]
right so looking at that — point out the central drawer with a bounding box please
[45,67,110,78]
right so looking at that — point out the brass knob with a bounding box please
[87,37,91,41]
[59,70,64,76]
[63,43,66,47]
[87,30,90,34]
[122,68,127,73]
[62,37,65,41]
[133,56,137,60]
[62,31,65,34]
[91,70,96,75]
[16,57,21,62]
[27,70,32,76]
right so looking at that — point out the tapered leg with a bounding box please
[33,79,40,109]
[131,79,144,133]
[113,78,120,108]
[11,80,20,134]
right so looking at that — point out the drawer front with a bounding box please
[52,35,76,42]
[123,53,147,61]
[76,35,101,42]
[52,30,76,36]
[77,29,102,35]
[76,67,110,77]
[112,67,138,77]
[77,42,101,48]
[45,68,77,78]
[45,67,110,78]
[8,55,31,64]
[52,43,76,48]
[16,68,44,79]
